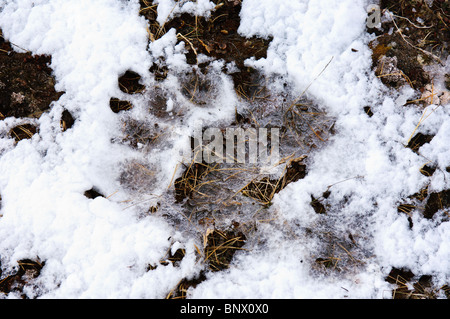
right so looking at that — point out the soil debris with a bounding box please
[419,164,436,177]
[174,162,208,203]
[0,33,63,119]
[166,272,207,299]
[60,109,75,131]
[406,132,434,154]
[370,0,450,90]
[380,0,449,60]
[363,106,374,117]
[159,247,186,267]
[9,123,38,142]
[139,0,272,101]
[385,267,447,299]
[110,97,133,113]
[118,70,146,94]
[0,258,45,298]
[84,187,105,199]
[164,228,246,299]
[310,195,327,215]
[204,228,246,272]
[241,159,307,205]
[423,189,450,219]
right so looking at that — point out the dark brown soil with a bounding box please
[139,0,272,100]
[155,228,246,299]
[370,0,450,90]
[380,0,450,56]
[420,164,436,177]
[424,189,450,219]
[0,258,44,298]
[363,106,374,117]
[84,187,105,199]
[310,195,327,214]
[174,162,208,203]
[370,33,430,89]
[406,132,434,154]
[204,229,246,272]
[9,124,38,142]
[167,273,207,299]
[60,109,75,131]
[385,267,448,299]
[0,31,63,119]
[241,160,307,205]
[110,97,133,113]
[118,70,146,94]
[397,184,449,226]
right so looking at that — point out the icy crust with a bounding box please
[0,0,448,298]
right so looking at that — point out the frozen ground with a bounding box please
[0,0,449,298]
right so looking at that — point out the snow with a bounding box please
[0,0,449,298]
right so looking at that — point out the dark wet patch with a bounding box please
[166,272,207,299]
[311,195,327,215]
[406,132,434,154]
[60,109,75,131]
[9,123,38,142]
[159,247,186,267]
[424,189,450,219]
[420,164,436,177]
[118,70,146,94]
[110,97,133,113]
[149,61,169,82]
[174,162,209,203]
[0,258,45,298]
[204,229,246,272]
[363,106,374,117]
[0,32,63,119]
[84,187,104,199]
[241,159,307,205]
[385,267,446,299]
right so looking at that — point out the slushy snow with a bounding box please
[0,0,448,298]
